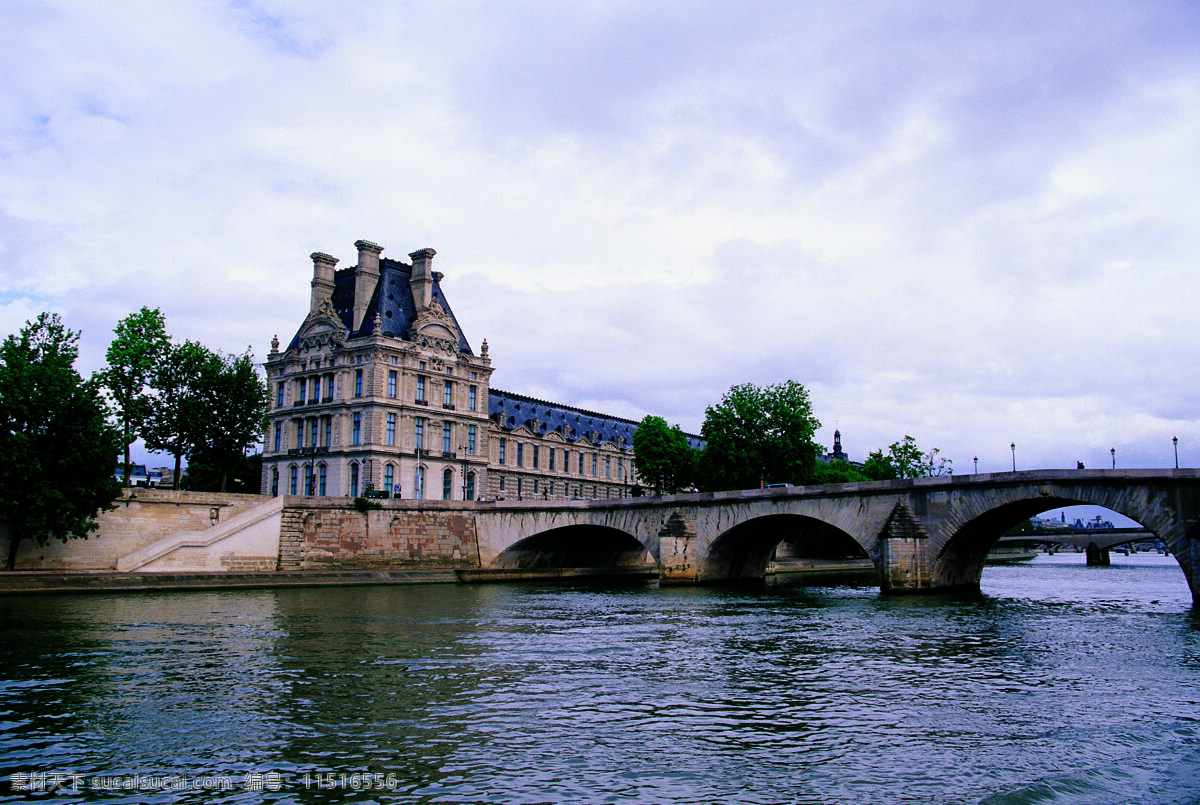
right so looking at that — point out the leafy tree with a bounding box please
[698,380,821,491]
[862,435,952,480]
[0,313,123,570]
[100,307,170,485]
[184,452,262,494]
[812,459,868,484]
[143,339,219,485]
[188,349,269,493]
[632,415,697,494]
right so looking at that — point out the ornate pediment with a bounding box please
[294,301,345,352]
[410,299,459,349]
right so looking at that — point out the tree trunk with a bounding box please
[174,454,183,490]
[6,534,20,571]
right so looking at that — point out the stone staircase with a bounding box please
[116,496,286,572]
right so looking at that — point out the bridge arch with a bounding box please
[702,513,867,583]
[493,524,653,571]
[931,484,1187,590]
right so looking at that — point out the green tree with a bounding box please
[188,349,269,493]
[143,339,219,485]
[100,307,170,485]
[0,313,123,570]
[632,414,697,494]
[812,459,868,484]
[698,380,821,491]
[862,435,952,480]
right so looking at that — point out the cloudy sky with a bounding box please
[2,0,1198,474]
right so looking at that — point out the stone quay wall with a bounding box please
[0,491,480,574]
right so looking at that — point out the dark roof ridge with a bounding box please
[490,388,643,429]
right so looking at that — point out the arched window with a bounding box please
[304,465,314,496]
[384,463,395,496]
[288,465,297,495]
[349,462,360,497]
[414,466,425,499]
[271,468,279,497]
[318,463,327,496]
[466,472,476,501]
[442,468,453,500]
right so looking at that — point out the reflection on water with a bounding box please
[1,554,1198,804]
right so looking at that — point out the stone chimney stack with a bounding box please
[309,252,339,314]
[352,239,383,331]
[408,247,437,313]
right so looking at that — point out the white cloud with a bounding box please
[2,0,1199,472]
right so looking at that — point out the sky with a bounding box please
[2,0,1199,476]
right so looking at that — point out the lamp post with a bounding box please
[307,444,318,496]
[1111,447,1116,469]
[1174,436,1179,469]
[973,456,978,474]
[1010,443,1016,472]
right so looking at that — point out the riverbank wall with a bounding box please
[0,489,479,576]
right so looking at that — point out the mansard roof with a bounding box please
[289,257,472,353]
[488,389,639,449]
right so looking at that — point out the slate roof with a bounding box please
[488,389,638,449]
[290,257,472,353]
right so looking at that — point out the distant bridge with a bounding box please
[998,528,1158,552]
[472,469,1200,602]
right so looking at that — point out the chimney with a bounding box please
[309,252,338,314]
[352,239,383,331]
[409,248,436,312]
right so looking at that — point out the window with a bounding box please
[274,422,281,452]
[605,455,611,478]
[592,453,598,476]
[271,468,279,497]
[386,413,396,446]
[419,361,426,370]
[517,478,523,498]
[296,420,304,448]
[384,463,394,494]
[298,378,307,402]
[311,377,320,402]
[470,371,477,380]
[498,438,506,464]
[532,445,539,469]
[310,418,318,448]
[354,369,363,398]
[533,479,539,495]
[289,466,297,495]
[443,380,453,407]
[579,452,585,473]
[350,463,359,497]
[390,355,398,365]
[414,466,425,499]
[352,413,361,446]
[276,382,284,408]
[548,481,554,497]
[415,417,425,450]
[388,370,397,398]
[442,422,452,454]
[416,376,426,402]
[466,472,475,501]
[469,385,477,411]
[467,425,476,454]
[318,463,327,496]
[443,468,453,500]
[499,476,506,492]
[304,465,313,496]
[549,447,555,471]
[324,417,331,447]
[516,443,524,467]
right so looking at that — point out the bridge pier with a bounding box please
[1085,542,1110,566]
[658,512,699,585]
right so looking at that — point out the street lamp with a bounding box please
[1174,436,1179,469]
[973,456,978,474]
[1111,447,1116,469]
[1010,443,1016,472]
[459,444,469,501]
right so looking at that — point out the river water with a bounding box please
[2,553,1199,804]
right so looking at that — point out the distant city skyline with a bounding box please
[3,1,1198,477]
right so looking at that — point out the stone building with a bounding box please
[261,240,638,500]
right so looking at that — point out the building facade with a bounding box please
[260,240,639,501]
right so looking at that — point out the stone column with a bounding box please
[658,512,699,585]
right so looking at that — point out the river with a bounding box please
[2,553,1199,804]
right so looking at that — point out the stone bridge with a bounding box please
[472,469,1200,601]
